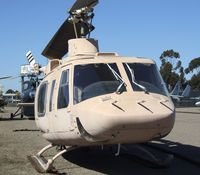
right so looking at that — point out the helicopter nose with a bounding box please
[77,97,175,143]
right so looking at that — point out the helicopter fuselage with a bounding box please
[29,1,176,172]
[35,53,175,147]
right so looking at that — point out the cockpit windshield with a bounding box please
[123,63,169,96]
[74,63,126,104]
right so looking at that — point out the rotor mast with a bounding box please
[67,0,99,57]
[68,2,96,38]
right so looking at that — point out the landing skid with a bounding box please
[28,144,78,173]
[10,106,23,119]
[120,144,174,168]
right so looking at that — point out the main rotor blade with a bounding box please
[10,76,21,80]
[42,0,99,60]
[69,0,99,13]
[42,20,89,60]
[0,76,12,80]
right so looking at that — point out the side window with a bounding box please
[57,70,69,109]
[37,82,48,117]
[49,80,56,111]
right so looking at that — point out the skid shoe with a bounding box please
[28,155,54,173]
[28,144,77,173]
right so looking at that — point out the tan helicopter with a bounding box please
[28,0,175,173]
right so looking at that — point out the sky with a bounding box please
[0,0,200,92]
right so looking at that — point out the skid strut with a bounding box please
[10,106,23,119]
[28,144,77,173]
[115,143,121,156]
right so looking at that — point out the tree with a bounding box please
[160,49,180,68]
[185,57,200,90]
[159,49,184,90]
[14,90,21,99]
[188,73,200,90]
[179,67,186,86]
[186,57,200,74]
[6,89,15,94]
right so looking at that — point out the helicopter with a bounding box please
[28,0,175,173]
[10,51,41,119]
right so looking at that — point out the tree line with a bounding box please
[159,49,200,91]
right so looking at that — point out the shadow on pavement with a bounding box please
[62,140,200,175]
[147,139,200,166]
[0,118,27,121]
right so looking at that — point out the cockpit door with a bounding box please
[51,65,74,133]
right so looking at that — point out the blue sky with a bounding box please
[0,0,200,91]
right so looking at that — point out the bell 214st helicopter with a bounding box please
[28,0,175,173]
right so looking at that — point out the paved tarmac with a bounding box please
[0,107,200,175]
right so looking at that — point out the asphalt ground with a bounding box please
[0,107,200,175]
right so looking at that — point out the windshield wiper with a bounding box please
[107,64,126,94]
[125,63,149,94]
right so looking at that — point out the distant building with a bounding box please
[3,93,20,104]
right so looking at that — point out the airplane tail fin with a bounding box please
[170,81,181,95]
[181,85,191,97]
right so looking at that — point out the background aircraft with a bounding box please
[170,81,191,102]
[10,52,42,118]
[195,101,200,107]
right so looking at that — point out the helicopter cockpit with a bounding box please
[73,61,169,105]
[73,63,126,104]
[124,63,169,96]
